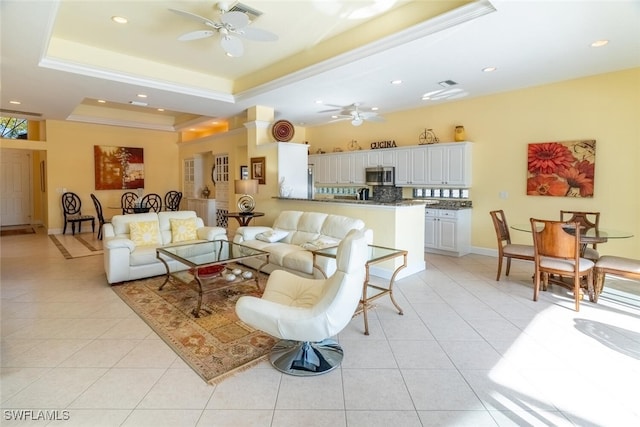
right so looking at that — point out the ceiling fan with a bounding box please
[169,2,278,57]
[322,103,384,126]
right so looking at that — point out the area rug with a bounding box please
[112,275,276,384]
[0,226,35,237]
[49,233,103,259]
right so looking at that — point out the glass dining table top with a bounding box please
[511,223,634,239]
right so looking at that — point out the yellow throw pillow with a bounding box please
[129,221,161,246]
[170,218,198,243]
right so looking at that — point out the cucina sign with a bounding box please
[370,140,397,149]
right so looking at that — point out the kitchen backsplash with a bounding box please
[372,186,403,203]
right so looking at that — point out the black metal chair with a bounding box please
[164,190,182,211]
[90,194,110,240]
[121,192,138,215]
[61,192,95,235]
[141,193,162,212]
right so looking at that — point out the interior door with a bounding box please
[0,148,32,225]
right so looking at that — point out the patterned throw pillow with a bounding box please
[170,218,198,243]
[129,221,161,246]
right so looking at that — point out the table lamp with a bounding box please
[234,179,259,214]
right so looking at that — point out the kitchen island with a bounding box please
[270,197,426,279]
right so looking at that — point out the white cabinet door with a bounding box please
[337,154,352,184]
[411,146,428,185]
[351,151,367,184]
[426,143,471,186]
[395,148,412,185]
[424,208,470,256]
[366,149,396,167]
[310,154,337,184]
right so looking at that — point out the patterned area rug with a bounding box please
[112,275,276,384]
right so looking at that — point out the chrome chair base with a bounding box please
[269,339,343,376]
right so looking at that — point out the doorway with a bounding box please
[1,148,32,225]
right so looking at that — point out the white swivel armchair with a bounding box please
[235,228,369,376]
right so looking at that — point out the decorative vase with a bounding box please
[279,177,293,198]
[202,186,210,199]
[454,125,466,142]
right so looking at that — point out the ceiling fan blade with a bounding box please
[178,30,216,41]
[317,108,341,113]
[168,8,218,28]
[220,35,244,57]
[237,26,278,42]
[365,115,385,122]
[220,11,249,29]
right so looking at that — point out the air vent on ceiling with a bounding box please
[229,2,262,20]
[438,80,458,87]
[0,108,42,117]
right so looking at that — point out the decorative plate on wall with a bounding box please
[272,120,294,142]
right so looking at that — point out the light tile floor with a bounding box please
[1,229,639,426]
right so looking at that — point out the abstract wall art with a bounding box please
[94,145,144,190]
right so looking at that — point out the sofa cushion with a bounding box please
[300,237,340,251]
[130,245,161,266]
[256,229,289,243]
[170,217,198,243]
[129,221,161,246]
[281,250,315,275]
[110,212,159,236]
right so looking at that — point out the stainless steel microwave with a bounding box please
[365,166,395,186]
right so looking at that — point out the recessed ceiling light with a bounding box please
[157,108,164,112]
[331,115,339,119]
[591,40,609,48]
[137,94,147,98]
[97,99,106,103]
[391,80,402,85]
[315,100,323,104]
[9,100,21,105]
[371,107,379,111]
[111,16,128,24]
[482,66,497,72]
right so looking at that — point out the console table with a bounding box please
[312,244,407,335]
[225,211,265,226]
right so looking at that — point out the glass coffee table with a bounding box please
[156,240,269,317]
[312,244,408,335]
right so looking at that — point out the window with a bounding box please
[0,117,28,139]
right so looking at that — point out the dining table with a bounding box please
[510,223,634,255]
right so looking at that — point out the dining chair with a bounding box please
[121,192,138,215]
[90,194,110,240]
[141,193,162,212]
[61,192,95,235]
[560,210,601,261]
[164,190,182,211]
[530,218,596,311]
[489,210,535,281]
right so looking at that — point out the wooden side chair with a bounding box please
[90,193,110,240]
[530,218,596,311]
[489,210,535,281]
[121,192,138,215]
[61,192,95,235]
[141,193,162,212]
[593,256,640,303]
[560,210,601,261]
[164,190,182,211]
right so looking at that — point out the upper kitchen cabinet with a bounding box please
[425,142,472,187]
[366,149,396,168]
[395,146,428,186]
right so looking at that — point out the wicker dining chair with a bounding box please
[489,210,535,281]
[560,210,601,261]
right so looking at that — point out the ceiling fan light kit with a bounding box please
[324,103,383,126]
[169,2,278,58]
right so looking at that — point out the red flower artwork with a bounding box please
[526,140,596,197]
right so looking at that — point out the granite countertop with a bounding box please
[273,197,472,209]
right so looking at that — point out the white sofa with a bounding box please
[103,210,228,284]
[233,210,372,279]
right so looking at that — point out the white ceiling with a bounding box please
[1,0,639,132]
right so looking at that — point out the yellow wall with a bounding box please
[44,120,180,232]
[306,68,640,258]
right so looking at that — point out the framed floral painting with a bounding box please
[527,140,595,197]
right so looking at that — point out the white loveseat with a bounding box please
[103,210,227,284]
[233,210,372,279]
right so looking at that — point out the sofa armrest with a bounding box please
[103,223,116,239]
[197,226,228,241]
[104,237,136,252]
[233,226,272,243]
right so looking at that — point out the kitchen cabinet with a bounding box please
[366,149,396,168]
[426,142,471,187]
[310,152,365,184]
[310,154,338,184]
[395,146,428,185]
[187,198,216,227]
[424,208,471,256]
